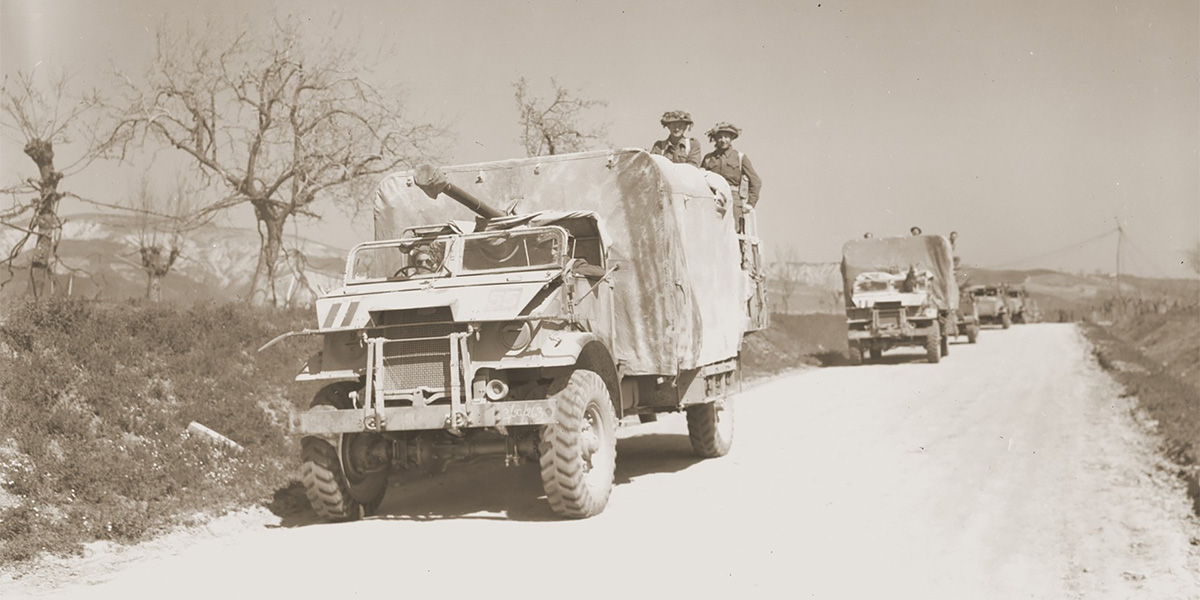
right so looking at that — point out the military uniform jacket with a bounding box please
[650,137,702,167]
[701,148,762,207]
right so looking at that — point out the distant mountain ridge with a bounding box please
[0,213,352,305]
[3,215,1194,313]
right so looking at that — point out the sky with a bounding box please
[2,0,1198,278]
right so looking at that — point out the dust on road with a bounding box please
[4,324,1197,599]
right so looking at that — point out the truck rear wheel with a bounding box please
[538,370,617,519]
[868,347,881,361]
[925,322,941,364]
[300,382,388,522]
[847,345,863,366]
[687,400,735,458]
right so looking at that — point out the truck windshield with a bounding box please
[460,229,564,273]
[347,239,448,284]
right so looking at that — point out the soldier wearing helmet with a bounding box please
[701,121,762,233]
[650,110,701,167]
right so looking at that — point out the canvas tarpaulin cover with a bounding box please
[374,149,746,375]
[841,235,959,312]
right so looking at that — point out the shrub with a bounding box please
[0,299,317,564]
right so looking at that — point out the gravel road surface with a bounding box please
[5,323,1198,599]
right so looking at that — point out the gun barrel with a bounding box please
[413,164,505,219]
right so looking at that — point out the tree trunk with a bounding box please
[147,274,163,303]
[139,245,180,303]
[249,205,287,306]
[25,139,63,300]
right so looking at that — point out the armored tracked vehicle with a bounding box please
[264,150,768,520]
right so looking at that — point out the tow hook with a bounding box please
[364,413,385,431]
[446,411,468,435]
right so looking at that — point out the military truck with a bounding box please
[841,235,959,364]
[263,150,768,521]
[969,284,1011,328]
[1005,286,1035,323]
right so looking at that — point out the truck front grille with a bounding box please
[876,310,903,329]
[380,337,453,390]
[375,308,463,392]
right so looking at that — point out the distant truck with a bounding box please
[1005,286,1037,323]
[841,235,959,364]
[969,285,1011,328]
[264,150,768,520]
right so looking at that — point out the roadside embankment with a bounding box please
[1083,307,1200,514]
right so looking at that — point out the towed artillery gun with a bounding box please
[841,235,959,364]
[263,150,768,520]
[955,288,981,344]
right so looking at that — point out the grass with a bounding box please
[1083,307,1200,514]
[0,299,319,563]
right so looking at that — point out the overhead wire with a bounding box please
[1119,229,1174,279]
[984,227,1118,269]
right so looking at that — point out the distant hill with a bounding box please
[0,213,351,305]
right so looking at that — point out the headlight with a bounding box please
[499,321,532,352]
[325,330,366,364]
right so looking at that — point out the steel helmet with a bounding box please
[660,110,693,126]
[706,121,741,139]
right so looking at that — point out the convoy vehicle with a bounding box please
[969,285,1011,328]
[841,235,959,364]
[263,150,768,520]
[1006,286,1036,323]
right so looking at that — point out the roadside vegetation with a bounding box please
[0,300,823,566]
[1083,306,1200,514]
[0,300,319,563]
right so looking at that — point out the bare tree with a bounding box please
[109,16,445,305]
[127,173,200,302]
[772,246,803,314]
[1,69,106,298]
[514,76,608,157]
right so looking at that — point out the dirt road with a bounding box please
[5,324,1198,599]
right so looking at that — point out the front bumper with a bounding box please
[292,399,557,435]
[846,306,936,341]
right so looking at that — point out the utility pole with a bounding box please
[1115,217,1124,303]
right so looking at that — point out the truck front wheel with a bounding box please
[687,399,735,458]
[538,370,617,519]
[300,382,388,521]
[925,321,942,364]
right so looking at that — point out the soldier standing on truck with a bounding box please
[651,110,702,167]
[702,121,762,233]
